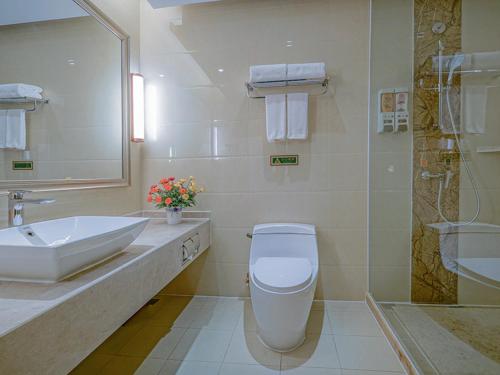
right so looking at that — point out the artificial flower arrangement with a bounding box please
[147,176,204,224]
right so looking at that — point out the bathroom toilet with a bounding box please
[249,223,318,352]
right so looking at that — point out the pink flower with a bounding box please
[165,184,172,191]
[168,176,175,181]
[160,178,169,184]
[147,195,153,203]
[155,196,162,203]
[179,188,187,194]
[165,197,172,205]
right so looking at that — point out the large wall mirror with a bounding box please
[0,0,129,189]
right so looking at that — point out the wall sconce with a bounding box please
[131,73,145,142]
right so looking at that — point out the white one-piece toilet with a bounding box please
[249,223,318,352]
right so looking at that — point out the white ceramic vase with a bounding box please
[166,207,182,225]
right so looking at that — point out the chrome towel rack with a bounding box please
[0,97,49,112]
[245,77,330,99]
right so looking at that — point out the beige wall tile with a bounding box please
[141,0,370,300]
[316,265,367,300]
[370,266,410,302]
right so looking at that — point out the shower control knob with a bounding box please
[432,22,446,34]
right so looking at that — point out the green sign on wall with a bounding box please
[270,155,299,166]
[12,161,33,170]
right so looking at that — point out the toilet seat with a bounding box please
[253,257,312,293]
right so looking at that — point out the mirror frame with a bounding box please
[0,0,131,192]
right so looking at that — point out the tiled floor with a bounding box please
[71,295,405,375]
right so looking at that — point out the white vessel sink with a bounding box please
[0,216,149,283]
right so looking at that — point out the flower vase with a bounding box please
[166,207,182,225]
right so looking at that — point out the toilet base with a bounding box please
[256,330,306,353]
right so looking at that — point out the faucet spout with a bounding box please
[7,190,56,227]
[21,198,56,205]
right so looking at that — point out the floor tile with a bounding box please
[125,298,171,326]
[219,363,280,375]
[190,302,242,330]
[306,310,332,335]
[341,370,404,375]
[147,327,186,359]
[281,367,342,374]
[70,353,114,374]
[328,310,382,336]
[325,301,369,312]
[119,325,174,357]
[159,360,220,375]
[224,327,281,366]
[134,358,165,375]
[94,323,144,355]
[187,296,219,309]
[169,328,233,362]
[334,336,403,372]
[311,300,327,311]
[149,303,201,327]
[281,334,341,369]
[160,296,195,311]
[236,300,257,332]
[99,355,145,375]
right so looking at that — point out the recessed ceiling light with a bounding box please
[67,59,76,65]
[217,68,224,73]
[159,74,165,78]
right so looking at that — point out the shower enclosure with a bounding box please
[369,0,500,373]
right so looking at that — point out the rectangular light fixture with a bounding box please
[131,73,145,142]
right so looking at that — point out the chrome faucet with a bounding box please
[8,190,55,227]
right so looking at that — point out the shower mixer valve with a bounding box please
[421,170,454,189]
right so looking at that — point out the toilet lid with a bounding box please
[253,257,312,293]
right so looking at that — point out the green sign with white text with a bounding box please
[270,155,299,166]
[12,161,33,170]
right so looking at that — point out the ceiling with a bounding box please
[147,0,221,9]
[0,0,87,26]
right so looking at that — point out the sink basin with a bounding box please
[0,216,149,283]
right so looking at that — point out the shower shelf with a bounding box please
[476,146,500,153]
[0,96,49,112]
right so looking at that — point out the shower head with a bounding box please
[447,53,465,85]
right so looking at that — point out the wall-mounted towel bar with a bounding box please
[0,97,49,112]
[245,77,330,99]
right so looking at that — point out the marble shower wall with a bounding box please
[411,0,462,304]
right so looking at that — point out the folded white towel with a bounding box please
[287,63,326,82]
[462,85,487,134]
[265,94,286,142]
[287,93,309,140]
[0,110,7,148]
[0,84,43,99]
[250,64,287,86]
[1,109,27,150]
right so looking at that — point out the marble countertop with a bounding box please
[0,216,209,338]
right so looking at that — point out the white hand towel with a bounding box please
[250,64,287,86]
[265,94,286,142]
[0,84,43,99]
[0,110,7,148]
[462,85,487,134]
[5,109,26,150]
[287,63,326,82]
[287,92,308,140]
